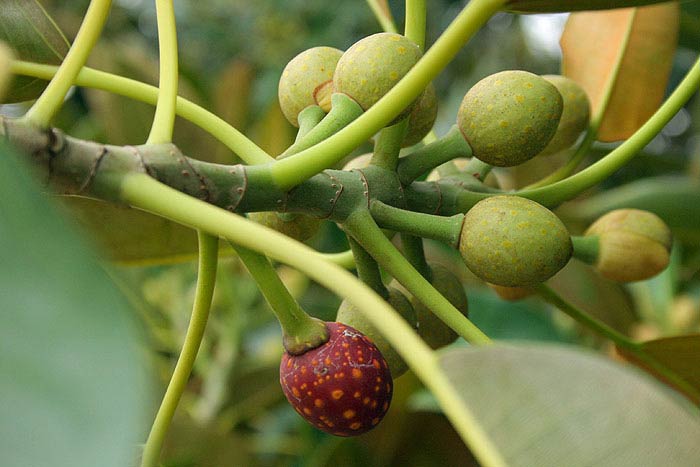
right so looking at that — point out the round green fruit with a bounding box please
[333,32,422,117]
[278,46,343,127]
[538,75,590,156]
[459,195,572,286]
[248,212,321,242]
[402,83,438,147]
[336,287,416,378]
[457,70,563,167]
[413,265,468,349]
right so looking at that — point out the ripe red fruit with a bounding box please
[279,322,393,437]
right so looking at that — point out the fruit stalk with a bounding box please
[232,243,329,354]
[343,208,491,345]
[369,200,464,246]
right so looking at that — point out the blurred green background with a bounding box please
[3,1,700,466]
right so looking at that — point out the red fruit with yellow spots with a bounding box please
[279,321,393,437]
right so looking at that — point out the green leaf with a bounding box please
[57,196,205,265]
[618,335,700,403]
[440,343,700,467]
[0,142,151,467]
[0,0,70,102]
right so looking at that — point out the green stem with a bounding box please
[140,231,218,467]
[525,10,637,189]
[462,157,493,182]
[516,56,700,208]
[315,250,356,269]
[571,235,599,265]
[370,200,463,246]
[11,61,273,164]
[269,0,504,190]
[344,208,491,345]
[400,233,431,279]
[118,173,505,467]
[295,106,326,144]
[231,243,328,354]
[147,0,179,144]
[22,0,112,127]
[366,0,399,33]
[396,125,472,184]
[347,236,389,297]
[279,94,363,158]
[536,283,700,404]
[370,120,407,171]
[405,0,427,50]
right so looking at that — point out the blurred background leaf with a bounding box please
[0,0,70,102]
[0,141,152,467]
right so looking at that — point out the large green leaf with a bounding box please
[0,0,70,102]
[0,142,151,466]
[440,343,700,467]
[506,0,683,13]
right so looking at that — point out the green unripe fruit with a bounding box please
[538,75,590,156]
[334,33,422,117]
[0,42,14,102]
[585,209,672,283]
[336,288,416,377]
[402,83,438,147]
[248,212,321,243]
[278,46,343,127]
[457,70,563,167]
[459,195,572,286]
[412,265,469,349]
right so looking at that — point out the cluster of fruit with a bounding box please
[264,32,672,437]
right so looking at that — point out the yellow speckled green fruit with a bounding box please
[457,70,563,167]
[336,288,416,378]
[459,195,572,286]
[585,209,672,282]
[538,75,590,156]
[333,32,422,118]
[278,46,343,127]
[413,265,468,349]
[402,83,438,147]
[248,212,321,243]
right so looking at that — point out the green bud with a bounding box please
[278,46,343,127]
[402,83,438,147]
[585,209,672,282]
[457,70,563,167]
[459,195,572,286]
[415,265,468,349]
[248,212,321,243]
[334,33,422,118]
[538,75,590,156]
[336,287,416,377]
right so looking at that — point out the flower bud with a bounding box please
[585,209,671,282]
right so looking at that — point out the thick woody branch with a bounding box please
[1,117,485,224]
